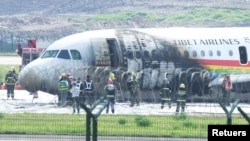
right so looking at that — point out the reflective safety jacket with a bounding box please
[84,79,93,92]
[160,83,172,101]
[58,79,69,91]
[177,89,186,102]
[5,73,16,85]
[105,84,116,98]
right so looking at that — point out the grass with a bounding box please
[67,7,250,27]
[0,113,248,138]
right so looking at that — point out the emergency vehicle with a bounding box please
[17,39,46,70]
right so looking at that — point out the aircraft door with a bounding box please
[238,46,248,64]
[107,39,120,68]
[90,38,111,67]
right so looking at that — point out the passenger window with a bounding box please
[143,50,150,58]
[229,50,233,56]
[217,50,221,56]
[184,50,189,58]
[127,50,133,59]
[135,51,141,59]
[151,50,158,60]
[70,50,82,60]
[58,50,70,59]
[192,51,197,57]
[209,50,213,57]
[41,50,58,58]
[201,50,205,57]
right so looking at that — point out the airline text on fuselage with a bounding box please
[173,39,240,46]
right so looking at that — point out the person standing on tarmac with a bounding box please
[126,72,140,107]
[84,75,94,107]
[160,78,172,109]
[76,77,84,104]
[5,69,17,99]
[104,79,116,114]
[222,74,233,106]
[58,73,69,107]
[70,82,80,114]
[176,83,187,114]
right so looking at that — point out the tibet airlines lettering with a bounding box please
[172,37,250,46]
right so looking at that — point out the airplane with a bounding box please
[17,27,250,103]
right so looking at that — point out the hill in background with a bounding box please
[0,0,250,48]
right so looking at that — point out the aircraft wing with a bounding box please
[208,74,250,87]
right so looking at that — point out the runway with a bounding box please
[1,90,250,115]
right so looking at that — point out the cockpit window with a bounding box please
[58,50,70,59]
[127,50,133,59]
[70,50,82,60]
[41,50,59,58]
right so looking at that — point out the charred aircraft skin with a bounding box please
[18,28,250,102]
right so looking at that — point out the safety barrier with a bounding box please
[0,83,23,90]
[1,83,6,90]
[15,84,23,90]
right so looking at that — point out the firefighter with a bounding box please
[104,79,116,114]
[160,78,172,109]
[109,71,117,86]
[5,69,17,99]
[58,73,69,107]
[126,71,140,107]
[222,74,233,106]
[176,83,187,114]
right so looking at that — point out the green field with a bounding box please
[0,113,248,138]
[68,7,250,27]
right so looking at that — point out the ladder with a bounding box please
[115,83,124,102]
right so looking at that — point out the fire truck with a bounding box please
[17,39,46,70]
[13,39,46,95]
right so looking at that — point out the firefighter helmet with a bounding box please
[109,72,115,80]
[131,71,136,77]
[179,83,185,89]
[61,73,66,77]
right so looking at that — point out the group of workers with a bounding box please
[2,63,232,115]
[57,70,233,115]
[58,73,94,114]
[159,77,187,114]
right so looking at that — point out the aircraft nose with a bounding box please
[18,60,58,93]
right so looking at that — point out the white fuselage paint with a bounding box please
[18,27,250,102]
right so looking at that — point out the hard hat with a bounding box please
[179,83,185,89]
[131,71,136,77]
[61,73,66,77]
[109,72,115,80]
